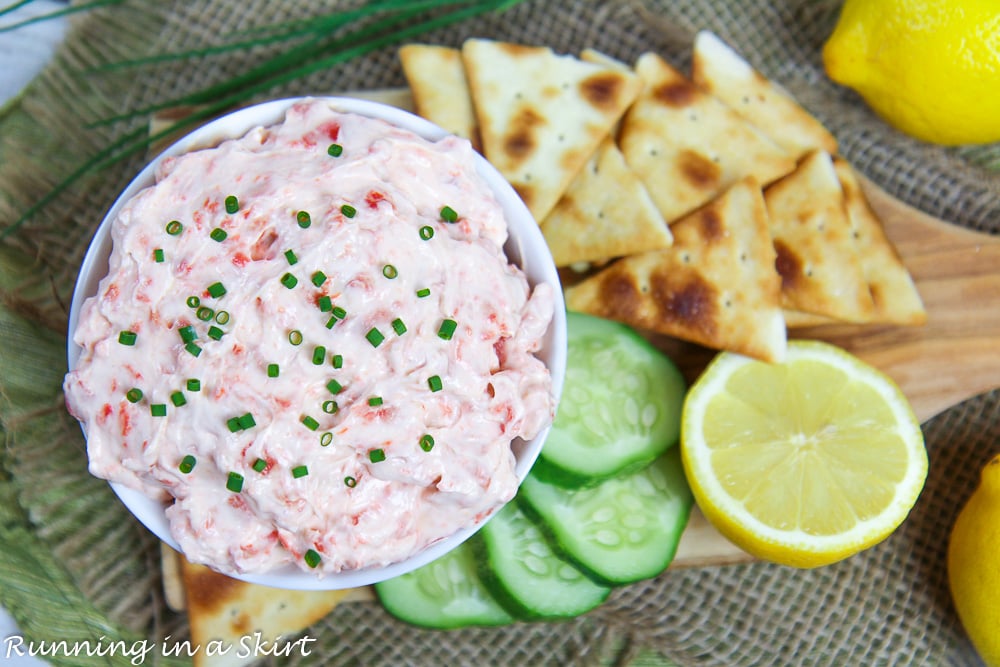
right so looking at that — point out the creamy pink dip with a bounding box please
[64,100,555,576]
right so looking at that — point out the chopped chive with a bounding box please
[196,306,214,321]
[427,375,443,392]
[224,195,239,214]
[440,206,458,223]
[185,342,202,357]
[186,296,200,308]
[322,400,339,414]
[118,331,137,346]
[125,388,143,403]
[341,204,356,218]
[210,227,227,242]
[419,225,434,240]
[301,415,320,431]
[288,330,303,346]
[285,249,298,265]
[296,210,311,228]
[325,315,339,329]
[170,391,187,407]
[280,272,298,289]
[416,288,431,298]
[166,220,183,235]
[237,413,256,430]
[311,270,327,287]
[365,328,385,348]
[344,476,357,488]
[381,264,398,279]
[215,310,230,325]
[153,248,165,262]
[252,458,267,473]
[368,396,383,407]
[331,306,347,319]
[207,282,227,298]
[227,417,242,432]
[326,379,343,394]
[186,379,201,392]
[207,325,225,341]
[438,319,458,340]
[226,472,244,492]
[318,295,333,312]
[320,432,333,446]
[150,403,167,417]
[327,143,343,157]
[292,465,309,479]
[304,548,322,569]
[178,325,197,343]
[178,455,196,474]
[391,318,407,335]
[369,448,386,463]
[331,354,343,369]
[420,434,435,452]
[311,346,326,365]
[267,363,279,378]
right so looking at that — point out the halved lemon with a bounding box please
[681,340,927,568]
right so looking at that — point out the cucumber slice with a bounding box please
[473,500,611,620]
[519,447,693,586]
[536,310,686,487]
[373,540,513,629]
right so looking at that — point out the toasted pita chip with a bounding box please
[691,31,837,159]
[783,308,835,328]
[832,157,927,325]
[398,44,480,151]
[180,557,365,667]
[580,48,632,72]
[161,543,187,612]
[620,52,795,224]
[565,178,786,362]
[541,138,672,265]
[462,39,642,221]
[764,150,875,322]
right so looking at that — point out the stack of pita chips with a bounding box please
[398,35,925,363]
[162,545,370,667]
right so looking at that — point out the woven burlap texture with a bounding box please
[0,0,997,665]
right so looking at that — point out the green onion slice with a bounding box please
[322,400,338,414]
[150,404,167,417]
[237,413,256,430]
[170,391,187,407]
[341,204,356,218]
[344,476,357,488]
[215,310,230,325]
[226,472,244,493]
[326,379,343,394]
[311,346,326,365]
[301,415,320,431]
[166,220,183,235]
[331,354,343,369]
[185,342,202,357]
[368,396,383,407]
[318,295,333,312]
[438,319,458,340]
[288,330,303,346]
[327,143,343,157]
[126,388,143,403]
[381,264,398,279]
[440,206,458,223]
[320,432,334,447]
[118,331,137,346]
[311,271,327,287]
[296,211,311,228]
[427,375,443,392]
[292,465,309,479]
[280,272,298,289]
[285,249,299,265]
[210,228,227,242]
[365,328,384,348]
[196,307,214,322]
[186,379,201,392]
[391,318,407,335]
[207,325,224,341]
[153,248,165,262]
[369,448,386,463]
[267,363,280,378]
[419,226,434,240]
[416,288,431,298]
[186,295,201,308]
[207,282,227,298]
[420,434,435,452]
[179,325,197,343]
[304,548,322,569]
[224,195,239,214]
[252,458,267,473]
[179,455,196,474]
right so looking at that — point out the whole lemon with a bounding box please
[822,0,1000,145]
[948,454,1000,666]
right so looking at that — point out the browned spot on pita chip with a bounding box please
[580,71,628,110]
[678,149,721,189]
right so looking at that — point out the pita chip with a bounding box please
[565,178,786,362]
[398,44,480,150]
[580,48,632,72]
[764,150,875,323]
[180,556,367,667]
[832,157,927,325]
[691,31,838,159]
[462,38,642,221]
[620,52,796,224]
[541,138,672,266]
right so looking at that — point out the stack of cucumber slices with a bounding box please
[375,312,693,627]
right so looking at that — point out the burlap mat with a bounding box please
[1,1,997,665]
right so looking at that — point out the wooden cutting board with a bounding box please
[153,88,1000,572]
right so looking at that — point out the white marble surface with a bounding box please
[1,2,68,665]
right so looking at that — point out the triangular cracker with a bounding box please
[832,157,927,325]
[565,178,786,362]
[619,52,796,224]
[764,150,875,323]
[462,38,642,221]
[398,44,480,151]
[691,31,838,159]
[540,138,672,266]
[580,48,632,72]
[179,555,366,667]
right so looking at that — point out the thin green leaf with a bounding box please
[0,0,127,33]
[0,1,32,20]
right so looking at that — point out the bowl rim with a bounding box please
[66,95,567,590]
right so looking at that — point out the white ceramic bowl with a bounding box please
[66,96,567,590]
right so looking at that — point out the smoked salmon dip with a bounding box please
[64,99,556,576]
